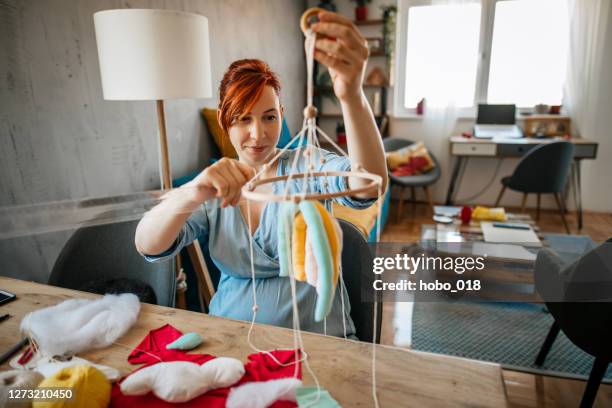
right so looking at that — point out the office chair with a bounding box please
[194,219,382,343]
[534,239,612,408]
[494,141,574,233]
[49,219,176,307]
[382,138,441,222]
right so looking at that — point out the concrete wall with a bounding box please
[0,0,306,282]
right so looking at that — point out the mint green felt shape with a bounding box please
[296,386,341,407]
[278,202,299,277]
[166,332,203,350]
[298,201,334,322]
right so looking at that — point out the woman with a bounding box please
[135,11,387,337]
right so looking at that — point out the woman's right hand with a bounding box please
[183,158,256,208]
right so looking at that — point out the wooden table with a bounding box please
[0,277,508,407]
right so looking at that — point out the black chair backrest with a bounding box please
[509,141,574,193]
[535,238,612,360]
[338,219,382,343]
[49,220,176,307]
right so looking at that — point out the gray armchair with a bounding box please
[382,138,441,222]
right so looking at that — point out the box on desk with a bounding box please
[522,115,571,137]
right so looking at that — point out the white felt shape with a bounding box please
[20,293,140,357]
[226,378,302,408]
[120,357,245,403]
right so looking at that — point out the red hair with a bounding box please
[218,59,281,133]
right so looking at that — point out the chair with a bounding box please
[534,238,612,407]
[382,138,441,222]
[338,219,382,343]
[494,141,574,233]
[196,219,382,343]
[49,219,176,307]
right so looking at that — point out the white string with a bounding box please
[242,20,384,408]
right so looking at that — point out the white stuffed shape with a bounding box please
[20,293,140,357]
[226,378,302,408]
[120,357,245,403]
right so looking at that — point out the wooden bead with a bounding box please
[303,105,318,119]
[292,196,302,204]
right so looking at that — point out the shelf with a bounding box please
[354,19,384,26]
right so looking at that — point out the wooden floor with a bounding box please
[379,201,612,408]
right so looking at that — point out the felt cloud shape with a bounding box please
[20,293,140,357]
[278,200,342,322]
[120,357,245,403]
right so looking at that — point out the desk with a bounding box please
[445,136,598,229]
[0,277,508,407]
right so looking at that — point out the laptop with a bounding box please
[473,104,523,139]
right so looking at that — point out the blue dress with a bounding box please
[145,148,374,338]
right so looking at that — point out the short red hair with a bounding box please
[218,59,281,134]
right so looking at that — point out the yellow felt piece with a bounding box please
[34,365,110,408]
[312,202,341,288]
[292,212,308,282]
[472,206,507,221]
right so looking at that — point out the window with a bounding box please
[394,0,570,116]
[487,0,569,106]
[403,3,482,108]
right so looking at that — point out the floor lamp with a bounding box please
[94,9,215,309]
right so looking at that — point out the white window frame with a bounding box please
[393,0,556,118]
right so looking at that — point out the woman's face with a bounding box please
[227,85,282,167]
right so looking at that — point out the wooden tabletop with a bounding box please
[0,277,508,407]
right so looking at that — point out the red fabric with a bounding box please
[110,324,300,408]
[392,156,431,176]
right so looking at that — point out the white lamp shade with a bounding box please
[94,9,212,100]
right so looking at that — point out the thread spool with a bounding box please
[300,7,324,34]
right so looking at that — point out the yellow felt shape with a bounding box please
[34,365,110,408]
[292,213,308,282]
[472,206,507,221]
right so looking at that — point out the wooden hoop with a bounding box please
[241,170,382,203]
[300,7,324,33]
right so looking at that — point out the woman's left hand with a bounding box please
[311,11,369,102]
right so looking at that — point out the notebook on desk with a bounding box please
[474,104,523,139]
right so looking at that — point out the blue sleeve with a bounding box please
[143,204,209,263]
[315,148,377,209]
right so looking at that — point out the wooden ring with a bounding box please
[241,170,382,203]
[300,7,324,33]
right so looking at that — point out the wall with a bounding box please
[0,0,307,282]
